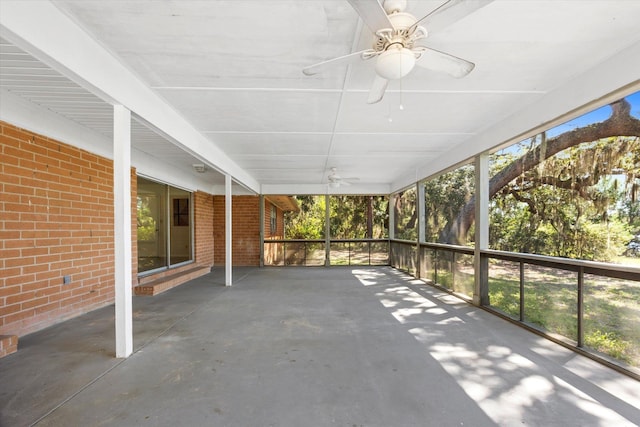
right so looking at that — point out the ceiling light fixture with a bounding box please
[375,44,416,80]
[192,163,206,173]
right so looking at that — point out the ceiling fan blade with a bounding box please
[367,75,389,104]
[303,50,373,76]
[415,46,475,78]
[414,0,493,34]
[347,0,394,33]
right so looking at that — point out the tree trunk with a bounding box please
[439,99,640,244]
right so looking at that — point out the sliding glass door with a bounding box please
[137,177,192,273]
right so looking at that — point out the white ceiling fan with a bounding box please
[303,0,493,104]
[328,167,360,188]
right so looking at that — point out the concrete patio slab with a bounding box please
[1,267,638,426]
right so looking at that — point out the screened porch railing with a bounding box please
[263,239,389,267]
[389,239,640,379]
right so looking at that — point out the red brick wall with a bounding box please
[263,199,286,265]
[277,206,285,237]
[213,195,261,266]
[0,121,228,340]
[263,199,285,239]
[194,191,214,268]
[131,168,138,282]
[264,200,272,238]
[0,122,119,337]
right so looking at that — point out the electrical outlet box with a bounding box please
[63,275,71,284]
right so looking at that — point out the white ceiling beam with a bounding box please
[261,183,390,196]
[0,0,260,193]
[392,40,640,192]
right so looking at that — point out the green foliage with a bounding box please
[423,164,475,244]
[330,196,388,239]
[490,136,640,262]
[394,188,417,240]
[137,196,157,241]
[284,195,389,239]
[619,185,640,229]
[585,330,631,361]
[284,195,326,239]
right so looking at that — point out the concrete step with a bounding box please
[0,335,18,358]
[134,266,210,296]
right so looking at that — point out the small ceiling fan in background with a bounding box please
[303,0,493,104]
[328,167,360,188]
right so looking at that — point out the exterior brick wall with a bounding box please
[277,207,285,237]
[264,200,272,238]
[263,199,286,265]
[194,191,214,268]
[131,168,138,282]
[264,199,285,239]
[213,195,261,266]
[0,120,258,342]
[0,122,119,337]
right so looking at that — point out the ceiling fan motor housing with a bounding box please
[382,12,427,47]
[372,9,429,80]
[383,0,408,14]
[388,12,416,30]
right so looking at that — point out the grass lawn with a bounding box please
[488,260,639,367]
[272,243,639,367]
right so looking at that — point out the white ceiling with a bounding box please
[1,0,640,195]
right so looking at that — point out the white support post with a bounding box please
[225,174,232,286]
[113,105,132,358]
[474,153,490,306]
[417,181,425,278]
[325,194,331,266]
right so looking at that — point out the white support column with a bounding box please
[474,153,490,306]
[325,194,331,266]
[417,181,425,278]
[225,174,232,286]
[113,105,132,358]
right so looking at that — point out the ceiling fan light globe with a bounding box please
[375,46,416,80]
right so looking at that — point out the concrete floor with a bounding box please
[1,266,639,427]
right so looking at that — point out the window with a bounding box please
[173,198,189,226]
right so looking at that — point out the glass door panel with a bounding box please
[169,187,192,265]
[137,177,166,272]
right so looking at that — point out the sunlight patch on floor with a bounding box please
[353,267,640,426]
[554,376,632,425]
